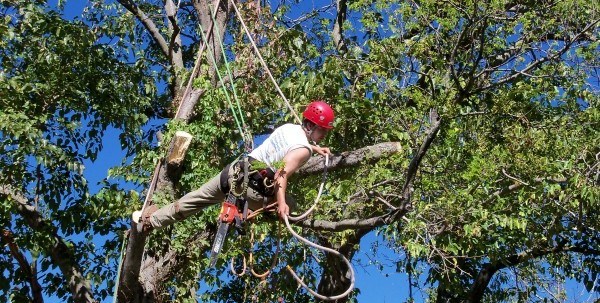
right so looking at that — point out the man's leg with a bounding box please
[149,172,226,229]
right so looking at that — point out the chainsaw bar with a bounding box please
[209,221,230,267]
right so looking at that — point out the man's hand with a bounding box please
[312,145,331,156]
[277,202,289,219]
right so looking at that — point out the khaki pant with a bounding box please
[149,161,295,229]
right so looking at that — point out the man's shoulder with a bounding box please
[275,123,301,130]
[274,123,303,134]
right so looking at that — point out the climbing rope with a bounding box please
[230,253,247,276]
[207,4,247,132]
[228,0,302,125]
[198,10,261,153]
[248,223,281,279]
[288,154,329,222]
[283,214,356,301]
[112,231,128,303]
[197,22,251,146]
[283,154,355,300]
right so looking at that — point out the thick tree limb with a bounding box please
[297,209,402,232]
[1,229,44,303]
[332,0,348,52]
[119,141,191,302]
[298,142,402,175]
[0,185,95,303]
[138,229,213,299]
[468,244,600,303]
[118,226,147,302]
[116,0,171,59]
[192,0,229,84]
[401,109,441,204]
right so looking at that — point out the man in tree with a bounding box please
[135,100,335,233]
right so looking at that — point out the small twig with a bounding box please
[502,168,530,186]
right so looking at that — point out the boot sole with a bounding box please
[132,210,142,223]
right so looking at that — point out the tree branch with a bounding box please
[476,19,600,93]
[0,185,95,303]
[116,0,171,59]
[1,229,44,303]
[468,243,600,303]
[139,228,214,299]
[165,0,184,68]
[298,142,403,175]
[401,109,441,204]
[332,0,348,52]
[484,177,567,204]
[296,208,408,232]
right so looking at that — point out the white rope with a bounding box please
[288,154,329,222]
[285,154,355,300]
[228,0,302,124]
[283,214,355,301]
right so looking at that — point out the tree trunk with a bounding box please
[116,2,230,299]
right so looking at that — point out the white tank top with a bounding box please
[248,124,312,169]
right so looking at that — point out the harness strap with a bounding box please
[219,163,232,194]
[220,157,275,196]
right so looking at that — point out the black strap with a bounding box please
[219,163,232,194]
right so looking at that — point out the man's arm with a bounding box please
[274,147,311,218]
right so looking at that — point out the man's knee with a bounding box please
[173,201,186,220]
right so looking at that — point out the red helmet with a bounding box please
[302,100,335,129]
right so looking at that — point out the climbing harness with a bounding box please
[209,156,276,266]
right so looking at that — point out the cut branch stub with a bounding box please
[166,131,193,168]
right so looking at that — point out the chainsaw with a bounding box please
[209,193,248,267]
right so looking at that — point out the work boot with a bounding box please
[132,204,158,234]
